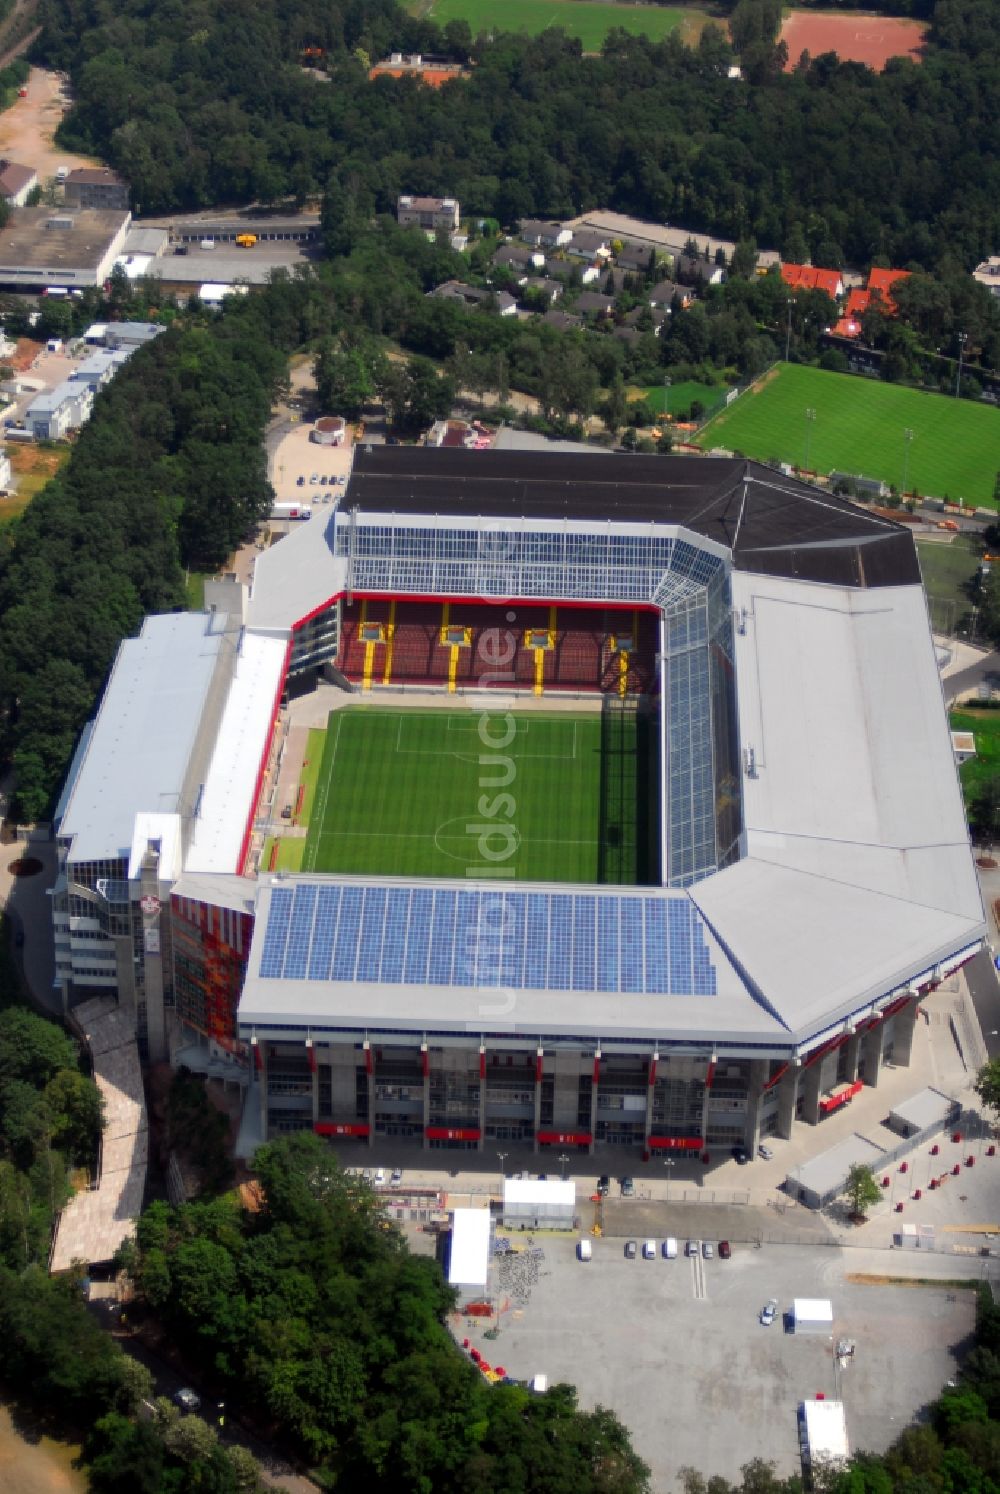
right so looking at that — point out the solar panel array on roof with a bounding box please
[259,883,718,996]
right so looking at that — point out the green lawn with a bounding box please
[643,380,728,417]
[915,536,981,633]
[952,710,1000,806]
[417,0,690,49]
[696,363,1000,506]
[301,706,611,882]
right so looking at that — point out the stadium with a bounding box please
[51,448,985,1160]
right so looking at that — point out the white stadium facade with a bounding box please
[51,449,985,1159]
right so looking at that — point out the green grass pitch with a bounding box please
[301,706,616,883]
[416,0,688,49]
[695,363,1000,507]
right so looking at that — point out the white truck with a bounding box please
[271,502,312,520]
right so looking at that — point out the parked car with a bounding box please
[390,1167,402,1187]
[620,1176,635,1197]
[174,1388,201,1413]
[760,1300,777,1326]
[758,1143,774,1161]
[686,1240,700,1257]
[309,472,318,484]
[597,1175,610,1196]
[662,1237,678,1259]
[296,475,305,486]
[702,1241,714,1259]
[719,1240,732,1259]
[577,1239,592,1261]
[624,1239,637,1259]
[373,1168,386,1186]
[732,1146,749,1165]
[642,1240,656,1260]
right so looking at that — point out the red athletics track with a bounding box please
[779,12,926,71]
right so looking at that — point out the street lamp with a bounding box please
[497,1150,507,1195]
[558,1152,570,1180]
[785,299,793,364]
[663,374,671,424]
[662,1157,676,1197]
[804,408,816,473]
[955,332,968,399]
[902,428,914,498]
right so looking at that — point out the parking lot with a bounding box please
[461,1237,977,1492]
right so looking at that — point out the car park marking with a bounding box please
[691,1248,708,1300]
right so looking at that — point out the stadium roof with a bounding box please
[238,875,787,1046]
[57,613,228,864]
[347,448,920,588]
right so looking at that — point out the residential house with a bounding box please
[69,350,123,390]
[648,279,688,309]
[493,244,540,276]
[780,263,844,299]
[429,280,516,315]
[866,266,910,311]
[540,309,583,332]
[830,471,889,500]
[62,167,129,211]
[522,277,562,304]
[397,194,461,233]
[973,256,1000,300]
[104,321,165,351]
[543,257,575,281]
[615,242,654,274]
[677,254,725,287]
[623,306,667,336]
[370,54,468,86]
[495,291,518,316]
[25,379,93,439]
[563,228,611,262]
[831,269,910,338]
[0,160,37,207]
[612,325,642,347]
[427,418,477,448]
[575,290,616,318]
[518,219,572,248]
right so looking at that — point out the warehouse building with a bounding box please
[0,207,131,289]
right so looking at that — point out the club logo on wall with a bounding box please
[140,894,161,918]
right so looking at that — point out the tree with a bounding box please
[845,1163,881,1219]
[974,1058,1000,1123]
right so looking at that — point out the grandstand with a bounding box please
[51,448,985,1166]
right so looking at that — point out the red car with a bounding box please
[719,1240,732,1259]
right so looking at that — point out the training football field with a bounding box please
[696,363,1000,506]
[302,706,612,883]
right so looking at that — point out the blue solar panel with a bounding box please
[259,883,720,997]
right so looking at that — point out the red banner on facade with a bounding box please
[819,1080,863,1115]
[253,1043,263,1072]
[705,1060,716,1091]
[421,1047,430,1077]
[593,1054,601,1085]
[364,1045,373,1075]
[536,1130,592,1146]
[313,1122,370,1137]
[479,1050,486,1080]
[306,1044,317,1073]
[425,1126,480,1142]
[535,1052,544,1083]
[647,1135,702,1150]
[648,1055,657,1087]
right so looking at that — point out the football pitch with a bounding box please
[412,0,691,49]
[696,363,1000,506]
[302,706,617,883]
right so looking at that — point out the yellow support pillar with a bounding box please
[382,600,397,685]
[534,649,545,696]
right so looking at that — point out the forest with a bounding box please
[36,0,1000,270]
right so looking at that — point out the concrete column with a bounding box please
[891,1002,919,1067]
[310,1050,319,1126]
[861,1023,885,1088]
[743,1059,768,1154]
[258,1046,268,1137]
[776,1065,798,1140]
[366,1063,375,1149]
[533,1051,543,1154]
[799,1061,822,1125]
[590,1055,600,1146]
[645,1076,656,1147]
[422,1053,430,1152]
[842,1033,861,1085]
[478,1051,486,1150]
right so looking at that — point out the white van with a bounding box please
[577,1239,592,1261]
[662,1237,678,1259]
